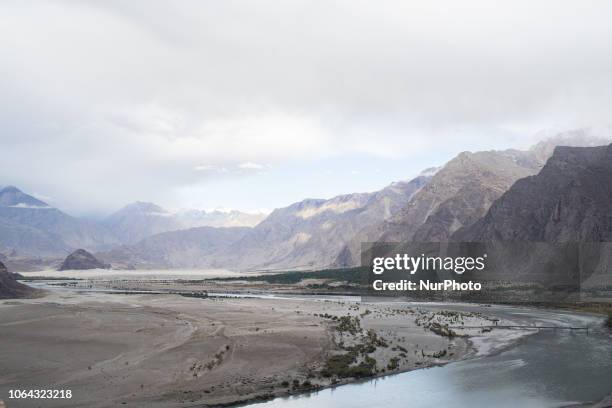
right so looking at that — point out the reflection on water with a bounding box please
[249,307,612,408]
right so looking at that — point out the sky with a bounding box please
[1,0,612,217]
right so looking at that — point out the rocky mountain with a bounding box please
[453,143,612,242]
[98,174,429,270]
[216,174,430,271]
[449,143,612,294]
[377,131,612,244]
[0,186,120,257]
[0,260,36,298]
[59,249,110,271]
[104,202,266,245]
[99,226,251,269]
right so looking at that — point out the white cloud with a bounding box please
[1,0,612,214]
[194,165,229,173]
[238,162,266,170]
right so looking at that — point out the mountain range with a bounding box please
[453,143,612,242]
[0,186,120,257]
[0,187,264,261]
[103,202,265,245]
[1,129,611,272]
[450,143,612,292]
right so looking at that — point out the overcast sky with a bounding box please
[1,0,612,216]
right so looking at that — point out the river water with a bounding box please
[248,305,612,408]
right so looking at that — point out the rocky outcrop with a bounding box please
[59,249,110,271]
[0,261,36,298]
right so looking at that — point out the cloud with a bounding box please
[1,0,612,214]
[238,162,266,170]
[194,165,229,173]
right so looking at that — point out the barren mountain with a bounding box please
[104,202,266,244]
[378,131,611,244]
[104,202,182,244]
[176,209,266,229]
[219,175,430,271]
[99,226,250,269]
[450,143,612,292]
[453,144,612,242]
[0,186,120,257]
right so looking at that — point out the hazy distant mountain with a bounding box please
[377,131,612,244]
[104,202,266,244]
[217,175,430,271]
[99,226,250,269]
[104,202,182,244]
[0,186,120,257]
[100,174,429,270]
[176,209,266,229]
[453,143,612,242]
[0,186,49,208]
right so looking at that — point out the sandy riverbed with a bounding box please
[0,290,533,407]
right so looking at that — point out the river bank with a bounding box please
[0,286,541,407]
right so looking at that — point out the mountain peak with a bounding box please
[122,201,168,213]
[529,128,612,163]
[0,186,50,208]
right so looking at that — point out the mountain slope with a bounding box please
[99,226,251,269]
[453,144,612,242]
[378,131,612,244]
[0,186,120,257]
[104,202,182,244]
[219,175,430,271]
[176,209,266,229]
[104,202,266,244]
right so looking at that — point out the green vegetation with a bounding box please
[319,316,394,379]
[336,316,361,335]
[387,357,400,371]
[320,350,377,379]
